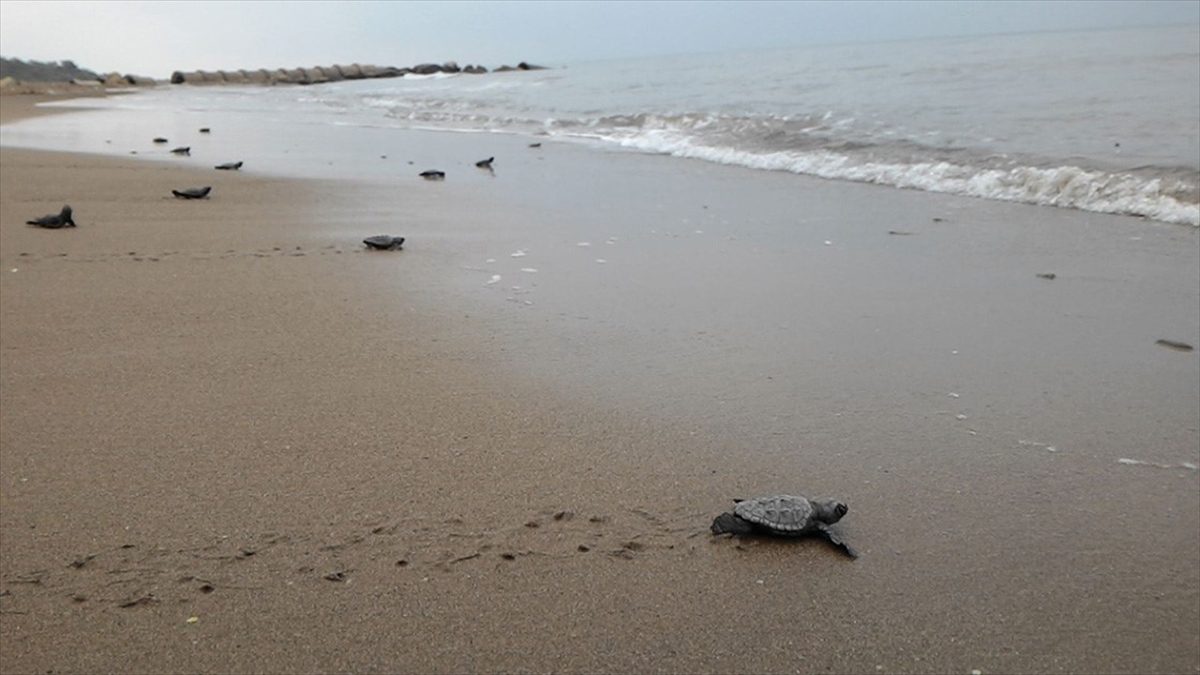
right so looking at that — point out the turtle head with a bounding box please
[61,205,75,226]
[814,499,849,524]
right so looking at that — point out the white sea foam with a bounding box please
[402,72,460,81]
[583,130,1199,226]
[1117,458,1199,471]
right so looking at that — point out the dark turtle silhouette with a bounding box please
[1156,339,1194,352]
[363,236,405,251]
[528,142,541,148]
[26,205,76,229]
[153,137,168,143]
[170,147,190,156]
[475,156,494,168]
[172,186,212,199]
[199,128,211,133]
[214,161,243,170]
[711,494,857,558]
[419,170,446,181]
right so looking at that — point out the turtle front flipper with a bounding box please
[816,523,858,559]
[711,512,755,535]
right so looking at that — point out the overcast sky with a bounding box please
[1,0,1197,78]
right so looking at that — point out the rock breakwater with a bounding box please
[170,61,545,86]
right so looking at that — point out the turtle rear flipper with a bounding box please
[711,512,755,535]
[817,523,858,559]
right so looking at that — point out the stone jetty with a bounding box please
[170,61,545,86]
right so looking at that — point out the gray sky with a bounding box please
[1,0,1196,78]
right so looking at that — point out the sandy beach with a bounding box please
[1,92,1198,674]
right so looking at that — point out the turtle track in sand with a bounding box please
[4,244,366,265]
[0,506,712,613]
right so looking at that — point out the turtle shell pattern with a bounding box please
[734,495,815,533]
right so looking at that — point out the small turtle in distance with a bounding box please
[170,147,191,156]
[419,170,446,181]
[475,156,494,168]
[214,161,243,170]
[172,186,212,199]
[363,236,405,251]
[711,494,858,558]
[1155,339,1193,352]
[26,205,76,229]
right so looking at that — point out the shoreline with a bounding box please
[2,84,1197,228]
[2,95,1198,674]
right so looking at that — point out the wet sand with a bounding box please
[1,94,1198,674]
[0,88,119,125]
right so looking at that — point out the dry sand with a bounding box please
[1,94,1198,674]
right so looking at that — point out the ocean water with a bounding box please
[11,24,1200,225]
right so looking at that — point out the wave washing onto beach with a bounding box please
[354,102,1199,225]
[342,25,1200,226]
[545,113,1200,226]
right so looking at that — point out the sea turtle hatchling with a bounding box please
[172,186,212,199]
[363,235,405,251]
[711,494,858,558]
[26,205,76,229]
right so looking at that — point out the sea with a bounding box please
[9,23,1198,226]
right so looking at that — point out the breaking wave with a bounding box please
[374,102,1199,226]
[572,118,1199,226]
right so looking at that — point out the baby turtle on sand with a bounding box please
[475,156,494,168]
[214,161,243,170]
[363,236,405,251]
[26,205,76,229]
[170,147,191,156]
[172,186,212,199]
[1156,339,1194,352]
[419,170,446,181]
[711,494,857,558]
[153,137,168,143]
